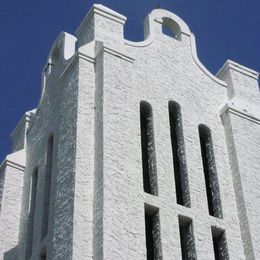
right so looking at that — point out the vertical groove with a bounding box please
[140,101,158,195]
[222,113,255,258]
[0,168,6,212]
[211,227,229,260]
[145,213,155,259]
[42,135,54,240]
[178,216,197,260]
[168,101,190,207]
[26,168,38,259]
[93,52,104,260]
[145,207,162,260]
[199,125,222,218]
[40,248,47,260]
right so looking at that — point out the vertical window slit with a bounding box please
[42,134,54,240]
[145,206,162,260]
[40,248,47,260]
[211,227,229,260]
[140,101,158,195]
[178,216,197,260]
[169,101,190,207]
[26,168,38,259]
[198,125,222,218]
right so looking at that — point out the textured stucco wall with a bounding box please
[219,61,260,260]
[231,116,260,259]
[71,55,96,259]
[95,35,244,260]
[0,153,25,260]
[0,163,6,212]
[15,42,79,259]
[1,4,259,260]
[222,111,260,259]
[220,65,260,106]
[50,62,78,260]
[74,6,245,259]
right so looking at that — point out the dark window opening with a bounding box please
[179,216,197,260]
[145,213,155,259]
[169,101,190,207]
[162,17,181,40]
[212,227,229,260]
[42,135,54,240]
[199,125,222,218]
[40,248,47,260]
[41,255,46,260]
[162,25,175,38]
[140,101,158,195]
[26,168,38,259]
[145,206,162,260]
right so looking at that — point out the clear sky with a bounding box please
[0,0,259,161]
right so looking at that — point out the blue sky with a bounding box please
[0,0,259,161]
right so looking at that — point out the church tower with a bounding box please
[0,4,259,260]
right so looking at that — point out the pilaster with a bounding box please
[0,150,26,259]
[218,60,260,259]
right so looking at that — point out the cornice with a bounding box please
[217,60,259,80]
[76,4,127,37]
[98,44,135,63]
[220,100,260,125]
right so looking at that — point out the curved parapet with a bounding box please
[42,31,77,79]
[10,109,36,153]
[124,8,190,47]
[145,8,191,39]
[189,33,227,87]
[27,5,230,137]
[2,4,258,260]
[125,8,227,87]
[39,32,77,104]
[45,31,77,66]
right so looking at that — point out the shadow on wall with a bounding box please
[3,246,17,260]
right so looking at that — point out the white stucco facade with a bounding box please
[0,4,259,260]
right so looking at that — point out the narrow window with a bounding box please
[145,206,162,260]
[26,168,38,259]
[179,216,197,260]
[140,102,158,195]
[40,248,47,260]
[169,101,190,207]
[211,227,229,260]
[40,255,46,260]
[42,135,54,240]
[198,125,222,218]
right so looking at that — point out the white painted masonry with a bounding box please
[0,4,259,260]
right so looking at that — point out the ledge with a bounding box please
[217,60,259,80]
[0,150,26,172]
[60,42,134,81]
[76,4,127,37]
[96,42,135,63]
[220,98,260,125]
